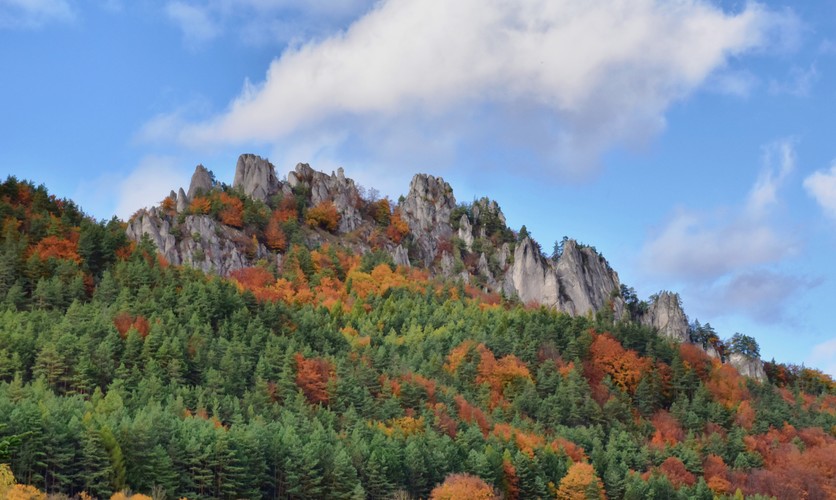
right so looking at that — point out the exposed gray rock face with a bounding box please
[126,208,178,262]
[187,165,216,199]
[640,291,689,342]
[401,174,456,267]
[458,215,474,251]
[505,237,623,317]
[287,163,363,233]
[495,242,510,271]
[391,245,410,268]
[477,252,499,291]
[233,154,280,202]
[176,188,188,213]
[126,210,275,276]
[728,353,767,382]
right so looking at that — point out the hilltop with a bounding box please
[0,171,833,499]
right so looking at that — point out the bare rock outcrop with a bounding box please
[505,237,623,317]
[401,174,456,267]
[287,163,363,233]
[187,164,216,199]
[391,245,410,268]
[458,215,474,251]
[728,353,767,382]
[640,291,689,342]
[126,210,275,276]
[233,154,280,202]
[126,207,179,263]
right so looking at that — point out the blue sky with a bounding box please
[2,0,836,375]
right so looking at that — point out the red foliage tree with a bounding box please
[586,333,650,394]
[658,457,696,488]
[649,410,684,448]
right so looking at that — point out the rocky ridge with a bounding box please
[125,153,767,380]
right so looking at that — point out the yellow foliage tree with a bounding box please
[556,462,605,500]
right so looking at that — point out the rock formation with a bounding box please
[124,155,776,382]
[187,164,216,199]
[504,237,624,317]
[401,174,456,267]
[233,154,280,202]
[728,353,767,382]
[640,291,689,342]
[287,163,363,233]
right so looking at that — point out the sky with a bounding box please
[2,0,835,375]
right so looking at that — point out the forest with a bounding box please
[0,176,834,499]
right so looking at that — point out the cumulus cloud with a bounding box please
[147,0,798,177]
[113,156,190,220]
[803,162,836,221]
[0,0,74,28]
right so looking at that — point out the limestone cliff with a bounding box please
[640,291,689,343]
[287,163,363,233]
[233,154,281,202]
[505,237,624,317]
[401,174,456,267]
[728,353,767,382]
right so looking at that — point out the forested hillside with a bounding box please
[0,175,835,499]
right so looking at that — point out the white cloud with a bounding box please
[113,156,190,220]
[165,1,221,45]
[746,139,796,217]
[807,338,836,377]
[163,0,376,46]
[643,139,796,280]
[803,162,836,221]
[768,64,818,97]
[148,0,798,177]
[696,270,820,323]
[0,0,74,28]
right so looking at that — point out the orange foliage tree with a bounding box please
[112,312,150,339]
[586,333,650,394]
[264,215,287,252]
[31,235,82,263]
[430,473,497,500]
[386,208,410,243]
[556,462,605,500]
[294,353,335,405]
[218,192,244,228]
[306,201,341,232]
[189,196,211,215]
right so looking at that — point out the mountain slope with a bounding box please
[0,174,834,499]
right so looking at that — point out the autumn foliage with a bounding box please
[218,192,244,228]
[113,312,150,338]
[306,201,341,232]
[556,462,605,500]
[294,353,335,405]
[431,473,497,500]
[586,332,650,394]
[31,235,81,263]
[265,210,288,251]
